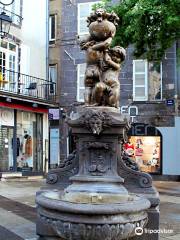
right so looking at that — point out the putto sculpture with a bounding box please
[36,8,160,240]
[80,8,126,108]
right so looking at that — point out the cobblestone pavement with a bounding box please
[153,181,180,240]
[0,180,179,240]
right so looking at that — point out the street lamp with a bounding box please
[0,0,14,38]
[0,11,12,38]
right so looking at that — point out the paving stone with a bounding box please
[0,207,37,239]
[166,234,180,240]
[0,195,36,222]
[0,226,23,240]
[0,180,179,240]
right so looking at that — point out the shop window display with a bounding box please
[0,109,43,173]
[16,112,34,170]
[16,111,43,172]
[123,136,161,173]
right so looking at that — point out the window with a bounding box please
[127,123,162,174]
[49,15,56,42]
[78,2,100,35]
[0,40,18,92]
[49,64,57,94]
[77,63,86,102]
[133,60,162,101]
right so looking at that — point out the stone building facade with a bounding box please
[57,0,180,178]
[48,0,62,168]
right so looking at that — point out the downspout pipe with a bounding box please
[46,0,49,173]
[46,0,49,80]
[176,41,180,97]
[174,41,179,116]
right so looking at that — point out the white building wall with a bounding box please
[157,117,180,175]
[5,0,49,173]
[10,0,48,79]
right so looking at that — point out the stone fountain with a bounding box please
[36,8,159,240]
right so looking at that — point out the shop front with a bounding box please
[125,123,162,174]
[0,104,48,174]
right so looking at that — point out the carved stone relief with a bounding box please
[39,214,148,240]
[80,110,112,135]
[88,154,107,176]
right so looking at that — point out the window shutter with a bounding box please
[133,60,148,101]
[148,62,162,101]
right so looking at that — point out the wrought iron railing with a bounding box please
[0,68,57,103]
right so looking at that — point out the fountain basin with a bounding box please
[36,190,150,240]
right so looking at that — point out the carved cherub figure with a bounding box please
[93,46,126,108]
[80,40,103,105]
[79,9,119,105]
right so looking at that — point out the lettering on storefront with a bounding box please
[120,106,138,122]
[129,124,160,136]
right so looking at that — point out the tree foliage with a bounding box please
[95,0,180,60]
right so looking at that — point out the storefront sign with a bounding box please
[129,123,160,136]
[49,109,59,120]
[0,109,14,126]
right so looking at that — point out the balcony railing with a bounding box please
[0,68,56,103]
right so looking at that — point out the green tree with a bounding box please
[95,0,180,60]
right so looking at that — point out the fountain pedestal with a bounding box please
[36,107,150,240]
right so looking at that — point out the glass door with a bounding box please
[0,40,18,93]
[16,111,43,173]
[0,126,14,171]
